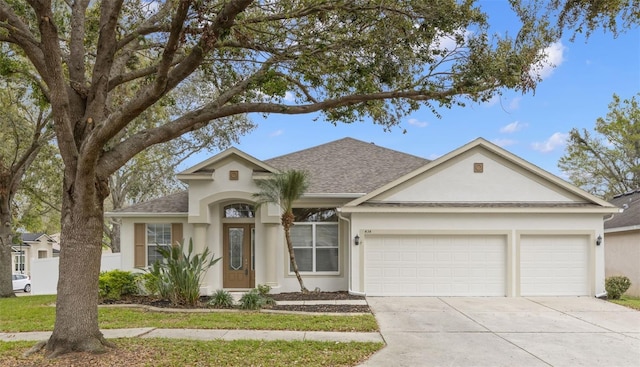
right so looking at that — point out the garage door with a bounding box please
[365,235,506,296]
[520,235,590,296]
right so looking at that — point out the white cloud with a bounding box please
[284,91,295,102]
[531,132,569,153]
[500,121,528,134]
[531,41,566,80]
[407,118,428,128]
[492,138,517,147]
[269,129,284,137]
[507,97,521,111]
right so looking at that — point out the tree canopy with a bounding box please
[559,94,640,199]
[0,72,54,297]
[550,0,639,38]
[0,0,563,357]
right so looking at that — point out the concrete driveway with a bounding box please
[361,297,640,367]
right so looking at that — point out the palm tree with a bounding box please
[254,170,309,293]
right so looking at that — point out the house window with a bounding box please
[290,208,339,273]
[147,223,172,266]
[224,203,255,218]
[14,254,25,272]
[38,250,47,259]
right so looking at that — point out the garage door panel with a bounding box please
[520,235,589,296]
[365,235,507,296]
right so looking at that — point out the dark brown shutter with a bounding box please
[171,223,183,247]
[134,223,146,267]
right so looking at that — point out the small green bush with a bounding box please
[606,276,632,299]
[239,289,265,310]
[239,287,275,310]
[256,284,271,296]
[209,290,235,308]
[256,284,275,306]
[99,270,139,301]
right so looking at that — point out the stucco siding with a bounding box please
[605,230,640,297]
[375,151,582,203]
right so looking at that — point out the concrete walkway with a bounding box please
[0,328,382,343]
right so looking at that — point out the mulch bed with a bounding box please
[100,291,370,313]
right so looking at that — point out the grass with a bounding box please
[0,339,384,367]
[609,295,640,311]
[0,295,378,333]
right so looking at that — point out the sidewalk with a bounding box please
[0,328,383,343]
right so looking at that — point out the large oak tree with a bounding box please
[0,0,557,357]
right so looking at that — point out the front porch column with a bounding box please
[193,223,210,294]
[264,223,279,288]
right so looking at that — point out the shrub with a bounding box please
[142,239,221,307]
[239,289,263,310]
[256,284,271,296]
[256,284,275,306]
[209,289,235,308]
[605,276,632,299]
[99,270,138,301]
[239,287,275,310]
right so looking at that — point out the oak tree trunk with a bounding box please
[42,176,114,357]
[109,220,121,253]
[0,196,15,298]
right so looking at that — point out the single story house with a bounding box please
[605,189,640,297]
[11,233,59,275]
[108,137,618,297]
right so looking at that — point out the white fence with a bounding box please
[30,253,122,295]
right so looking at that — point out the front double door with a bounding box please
[223,223,255,288]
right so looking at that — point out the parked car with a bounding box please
[12,274,31,292]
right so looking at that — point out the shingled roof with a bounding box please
[111,191,188,214]
[265,137,429,194]
[605,189,640,230]
[113,138,429,214]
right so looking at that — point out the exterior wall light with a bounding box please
[596,235,602,246]
[354,235,360,246]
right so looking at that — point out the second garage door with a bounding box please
[365,235,507,296]
[520,235,590,296]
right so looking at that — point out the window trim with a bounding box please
[146,223,172,267]
[289,222,340,275]
[14,254,25,272]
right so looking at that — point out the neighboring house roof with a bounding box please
[21,233,47,242]
[109,191,189,215]
[265,137,429,194]
[605,189,640,231]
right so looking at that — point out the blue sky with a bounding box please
[182,3,639,179]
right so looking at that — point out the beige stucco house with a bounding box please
[605,189,640,297]
[109,137,618,297]
[11,233,59,275]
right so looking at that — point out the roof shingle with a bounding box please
[606,189,640,229]
[265,137,429,194]
[111,191,188,213]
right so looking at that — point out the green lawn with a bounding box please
[609,295,640,311]
[0,295,378,333]
[0,339,384,367]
